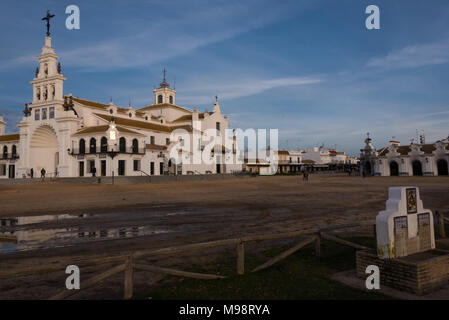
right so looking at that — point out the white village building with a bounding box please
[360,135,449,176]
[0,34,242,179]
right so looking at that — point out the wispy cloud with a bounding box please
[423,110,449,117]
[367,39,449,70]
[179,77,323,105]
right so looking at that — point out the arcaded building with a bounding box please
[360,135,449,176]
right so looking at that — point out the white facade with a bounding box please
[360,136,449,177]
[300,147,351,165]
[0,35,242,179]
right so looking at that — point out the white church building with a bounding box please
[360,135,449,177]
[0,34,242,179]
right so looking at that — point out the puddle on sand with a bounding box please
[0,213,171,255]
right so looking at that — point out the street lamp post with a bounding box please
[107,148,118,185]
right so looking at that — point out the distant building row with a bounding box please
[245,147,359,174]
[360,136,449,176]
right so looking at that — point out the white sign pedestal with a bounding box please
[376,186,435,259]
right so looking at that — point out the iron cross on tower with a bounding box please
[42,10,55,36]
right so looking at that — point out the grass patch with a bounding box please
[141,236,392,300]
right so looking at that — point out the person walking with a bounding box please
[30,168,34,179]
[92,166,97,177]
[41,168,46,181]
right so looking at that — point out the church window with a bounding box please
[44,64,48,76]
[49,107,55,119]
[79,139,86,154]
[129,113,132,118]
[132,139,139,154]
[42,108,47,120]
[109,109,113,114]
[3,146,7,158]
[12,145,17,157]
[166,138,170,145]
[169,96,173,104]
[90,138,97,154]
[119,137,126,153]
[158,95,163,104]
[101,137,108,153]
[35,109,40,121]
[145,116,148,121]
[150,136,155,145]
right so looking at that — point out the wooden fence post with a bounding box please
[124,256,133,300]
[315,233,321,258]
[439,211,446,239]
[237,241,245,275]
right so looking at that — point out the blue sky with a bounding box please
[1,0,449,155]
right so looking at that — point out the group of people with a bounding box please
[28,167,97,180]
[29,168,51,181]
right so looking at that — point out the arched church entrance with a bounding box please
[412,160,423,176]
[30,125,59,177]
[437,159,449,176]
[389,161,399,176]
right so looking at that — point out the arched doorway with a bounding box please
[364,161,372,176]
[437,159,449,176]
[30,125,58,176]
[389,161,399,176]
[412,160,423,176]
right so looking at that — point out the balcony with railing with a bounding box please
[1,153,19,160]
[70,147,145,157]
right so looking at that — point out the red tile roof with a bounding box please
[94,113,171,133]
[72,125,144,136]
[145,144,168,151]
[0,134,20,142]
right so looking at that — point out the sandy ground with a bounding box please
[1,174,448,217]
[0,174,448,299]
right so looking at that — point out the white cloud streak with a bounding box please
[367,39,449,70]
[178,77,323,105]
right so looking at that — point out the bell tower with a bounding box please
[29,35,66,106]
[17,11,79,179]
[153,68,176,105]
